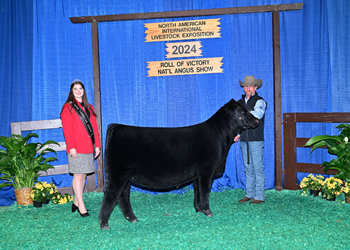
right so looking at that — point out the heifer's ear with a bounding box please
[230,99,238,109]
[224,99,235,114]
[226,99,236,107]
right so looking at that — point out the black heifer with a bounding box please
[99,99,259,229]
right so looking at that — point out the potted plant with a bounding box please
[321,177,343,200]
[300,173,324,196]
[305,124,350,184]
[30,181,57,207]
[52,191,73,204]
[0,133,59,205]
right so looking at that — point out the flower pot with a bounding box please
[14,188,33,205]
[33,200,43,208]
[43,199,50,204]
[309,189,320,197]
[326,196,336,201]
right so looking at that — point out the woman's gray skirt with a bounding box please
[67,153,95,174]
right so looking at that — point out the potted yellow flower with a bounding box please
[300,174,324,196]
[30,181,57,207]
[52,191,73,204]
[321,177,343,201]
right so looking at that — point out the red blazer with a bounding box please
[61,101,101,154]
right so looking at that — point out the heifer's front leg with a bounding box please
[99,182,126,230]
[118,181,138,222]
[198,175,214,217]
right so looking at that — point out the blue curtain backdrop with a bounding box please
[0,0,349,206]
[0,0,34,206]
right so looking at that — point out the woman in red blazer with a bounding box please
[61,79,101,217]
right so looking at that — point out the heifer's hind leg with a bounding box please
[118,181,138,222]
[99,182,126,230]
[193,179,201,213]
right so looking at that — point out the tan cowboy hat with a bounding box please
[239,75,262,89]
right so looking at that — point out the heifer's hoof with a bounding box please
[100,222,110,230]
[126,216,138,223]
[195,207,202,213]
[203,209,213,217]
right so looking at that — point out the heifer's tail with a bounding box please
[103,124,117,192]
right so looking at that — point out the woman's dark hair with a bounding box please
[60,80,97,116]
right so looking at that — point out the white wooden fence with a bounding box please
[11,119,96,194]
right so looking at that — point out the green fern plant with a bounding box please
[0,133,59,189]
[305,124,350,182]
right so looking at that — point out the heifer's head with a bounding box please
[224,99,260,134]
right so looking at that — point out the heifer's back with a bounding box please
[105,121,222,189]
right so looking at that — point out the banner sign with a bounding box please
[145,19,221,42]
[165,41,202,59]
[147,57,223,77]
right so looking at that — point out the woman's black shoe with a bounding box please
[72,203,78,213]
[78,208,90,217]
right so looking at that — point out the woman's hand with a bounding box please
[234,135,240,143]
[94,147,101,159]
[70,148,77,158]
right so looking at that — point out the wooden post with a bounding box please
[272,11,283,191]
[91,21,104,192]
[70,4,304,23]
[283,113,297,190]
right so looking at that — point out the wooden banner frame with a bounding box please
[70,3,304,192]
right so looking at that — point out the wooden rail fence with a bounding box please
[11,119,97,195]
[283,113,350,190]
